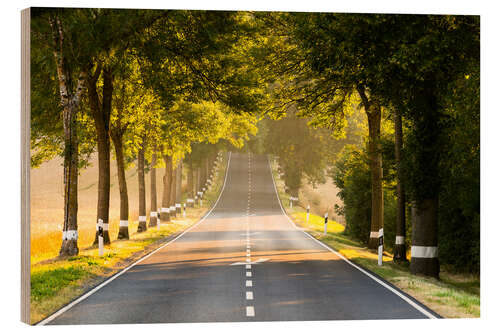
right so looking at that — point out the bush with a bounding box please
[332,143,402,250]
[332,145,372,243]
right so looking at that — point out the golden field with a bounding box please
[30,153,170,263]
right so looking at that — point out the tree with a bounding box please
[31,9,88,256]
[393,107,407,262]
[149,149,159,227]
[86,64,113,244]
[380,15,479,277]
[75,9,168,244]
[263,108,330,198]
[137,140,147,232]
[257,13,388,248]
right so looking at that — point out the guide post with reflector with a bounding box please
[378,228,384,266]
[97,218,104,256]
[324,212,328,235]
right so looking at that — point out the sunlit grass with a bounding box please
[291,211,345,233]
[269,157,479,318]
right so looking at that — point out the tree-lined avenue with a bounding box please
[44,153,435,325]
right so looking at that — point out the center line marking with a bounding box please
[246,280,253,287]
[246,264,251,269]
[246,306,255,317]
[246,271,252,277]
[246,291,254,300]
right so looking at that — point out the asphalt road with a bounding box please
[46,152,434,325]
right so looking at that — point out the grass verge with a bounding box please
[269,157,479,319]
[30,153,229,324]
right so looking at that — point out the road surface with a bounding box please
[46,152,435,325]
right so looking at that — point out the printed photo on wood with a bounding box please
[21,7,480,325]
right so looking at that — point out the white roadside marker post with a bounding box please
[306,205,310,224]
[97,218,104,257]
[290,196,293,209]
[198,191,203,206]
[378,228,384,266]
[183,203,186,218]
[324,212,328,236]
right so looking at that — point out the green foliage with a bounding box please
[263,108,331,194]
[332,139,404,251]
[436,65,480,273]
[332,145,371,243]
[31,266,89,302]
[29,9,480,273]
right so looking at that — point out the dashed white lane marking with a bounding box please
[246,306,255,317]
[246,158,254,318]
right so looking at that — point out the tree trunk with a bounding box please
[205,157,210,188]
[175,159,183,215]
[200,160,207,191]
[410,198,439,277]
[59,98,80,256]
[137,145,147,232]
[149,151,158,227]
[187,161,194,198]
[49,15,86,257]
[111,131,129,239]
[88,66,113,245]
[367,106,383,249]
[195,167,201,195]
[358,86,383,250]
[170,163,177,218]
[393,108,407,262]
[161,155,173,222]
[409,81,440,278]
[176,159,182,202]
